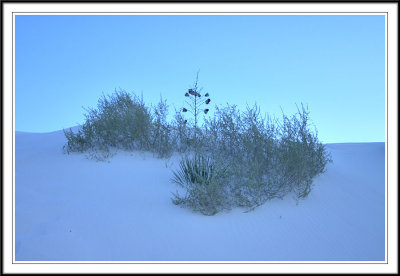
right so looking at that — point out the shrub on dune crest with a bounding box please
[63,90,152,160]
[276,104,331,199]
[63,83,332,215]
[171,102,332,214]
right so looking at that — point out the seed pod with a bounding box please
[205,99,211,104]
[188,89,195,95]
[205,93,209,97]
[183,120,187,124]
[185,93,189,97]
[204,109,209,114]
[182,108,187,112]
[196,92,201,97]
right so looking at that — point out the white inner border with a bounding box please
[3,2,398,274]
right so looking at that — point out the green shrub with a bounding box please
[63,90,152,159]
[150,96,173,158]
[276,104,332,199]
[63,127,89,154]
[62,86,331,215]
[171,109,192,153]
[204,104,243,159]
[174,103,332,214]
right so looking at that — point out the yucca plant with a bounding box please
[171,154,217,187]
[171,154,229,216]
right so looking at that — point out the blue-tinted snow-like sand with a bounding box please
[15,130,386,261]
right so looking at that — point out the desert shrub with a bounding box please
[276,104,332,199]
[150,96,173,158]
[201,104,275,210]
[63,90,152,159]
[171,109,192,153]
[201,104,244,173]
[63,127,89,154]
[171,154,230,216]
[228,106,278,209]
[62,85,331,215]
[173,103,332,214]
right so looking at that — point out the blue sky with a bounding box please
[15,14,385,143]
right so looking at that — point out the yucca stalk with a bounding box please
[181,72,211,152]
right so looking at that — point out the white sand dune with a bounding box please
[14,129,386,261]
